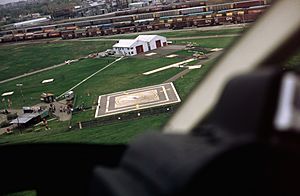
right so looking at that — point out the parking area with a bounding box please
[134,45,186,59]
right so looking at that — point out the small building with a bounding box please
[113,39,148,56]
[113,35,167,56]
[129,2,148,9]
[10,110,49,128]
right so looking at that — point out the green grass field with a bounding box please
[173,36,237,48]
[0,57,115,109]
[0,113,170,145]
[0,41,114,81]
[0,29,239,145]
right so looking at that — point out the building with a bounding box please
[113,35,167,56]
[10,109,49,129]
[129,2,147,9]
[113,39,148,56]
[136,35,167,50]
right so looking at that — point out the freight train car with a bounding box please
[61,30,75,39]
[86,27,102,37]
[208,3,234,12]
[1,35,14,42]
[135,13,154,20]
[111,15,134,23]
[234,0,265,8]
[13,34,25,41]
[154,10,180,18]
[241,5,270,22]
[33,32,48,39]
[91,18,112,26]
[48,30,61,38]
[74,29,87,38]
[24,33,34,40]
[179,6,207,15]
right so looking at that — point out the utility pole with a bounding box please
[16,83,24,103]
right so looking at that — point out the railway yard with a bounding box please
[0,0,270,43]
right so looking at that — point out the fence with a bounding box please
[71,104,179,130]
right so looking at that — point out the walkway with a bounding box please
[143,58,196,75]
[57,56,124,98]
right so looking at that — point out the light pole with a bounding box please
[16,83,25,103]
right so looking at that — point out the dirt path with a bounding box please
[0,62,68,84]
[164,69,192,83]
[76,34,240,42]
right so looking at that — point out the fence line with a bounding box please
[71,104,179,130]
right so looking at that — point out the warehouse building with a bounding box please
[113,35,167,56]
[136,35,167,50]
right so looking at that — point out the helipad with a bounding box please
[95,82,181,118]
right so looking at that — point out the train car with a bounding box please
[102,29,114,36]
[76,20,92,28]
[241,5,269,22]
[215,9,242,24]
[136,7,150,14]
[43,26,56,33]
[186,11,214,18]
[135,13,155,20]
[171,20,188,30]
[149,6,164,12]
[185,11,214,27]
[1,35,14,42]
[74,29,87,38]
[234,0,265,9]
[179,6,207,15]
[13,33,25,41]
[33,32,48,39]
[191,18,209,27]
[91,18,112,26]
[24,32,34,40]
[48,30,61,38]
[86,27,102,37]
[247,5,269,14]
[25,26,43,33]
[115,9,137,16]
[111,15,134,23]
[134,18,155,26]
[61,30,75,39]
[208,3,234,12]
[154,10,180,18]
[118,26,136,34]
[98,23,113,30]
[65,26,78,31]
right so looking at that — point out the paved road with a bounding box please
[164,69,192,83]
